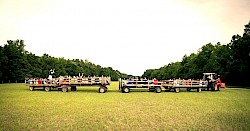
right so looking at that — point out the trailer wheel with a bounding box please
[62,87,68,92]
[155,87,162,93]
[123,87,130,93]
[29,86,34,91]
[186,88,191,92]
[71,86,77,91]
[45,87,50,92]
[99,87,106,93]
[175,88,180,93]
[197,88,201,92]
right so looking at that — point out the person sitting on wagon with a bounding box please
[153,78,158,85]
[127,79,133,84]
[217,77,222,86]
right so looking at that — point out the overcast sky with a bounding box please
[0,0,249,76]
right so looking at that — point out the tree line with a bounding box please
[0,22,249,85]
[142,21,250,86]
[0,40,131,82]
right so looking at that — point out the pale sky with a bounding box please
[0,0,249,76]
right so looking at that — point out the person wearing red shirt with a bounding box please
[153,78,158,85]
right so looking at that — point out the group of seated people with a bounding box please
[25,78,59,85]
[126,78,159,85]
[26,76,108,85]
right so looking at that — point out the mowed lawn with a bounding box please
[0,82,249,130]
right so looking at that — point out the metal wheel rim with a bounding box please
[100,88,105,93]
[45,87,50,91]
[30,87,33,91]
[62,88,67,92]
[124,88,129,92]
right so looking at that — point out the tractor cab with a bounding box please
[202,73,217,82]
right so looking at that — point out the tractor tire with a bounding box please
[217,85,220,91]
[99,87,106,93]
[122,87,130,93]
[29,86,34,91]
[45,87,50,92]
[197,88,201,92]
[175,88,180,93]
[155,87,162,93]
[211,82,216,91]
[62,87,68,92]
[186,88,191,92]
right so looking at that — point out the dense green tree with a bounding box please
[0,40,131,82]
[142,21,250,86]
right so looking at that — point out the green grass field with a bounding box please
[0,82,249,130]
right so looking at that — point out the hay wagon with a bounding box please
[25,76,111,93]
[118,78,162,93]
[162,79,208,93]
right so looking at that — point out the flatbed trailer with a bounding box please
[118,78,162,93]
[162,79,208,93]
[25,76,111,93]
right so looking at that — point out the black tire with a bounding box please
[211,83,215,91]
[122,87,130,93]
[155,87,162,93]
[175,88,180,93]
[29,86,34,91]
[71,86,77,91]
[197,88,201,92]
[45,87,50,92]
[186,88,191,92]
[104,87,108,92]
[99,87,106,93]
[62,87,68,92]
[217,85,220,91]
